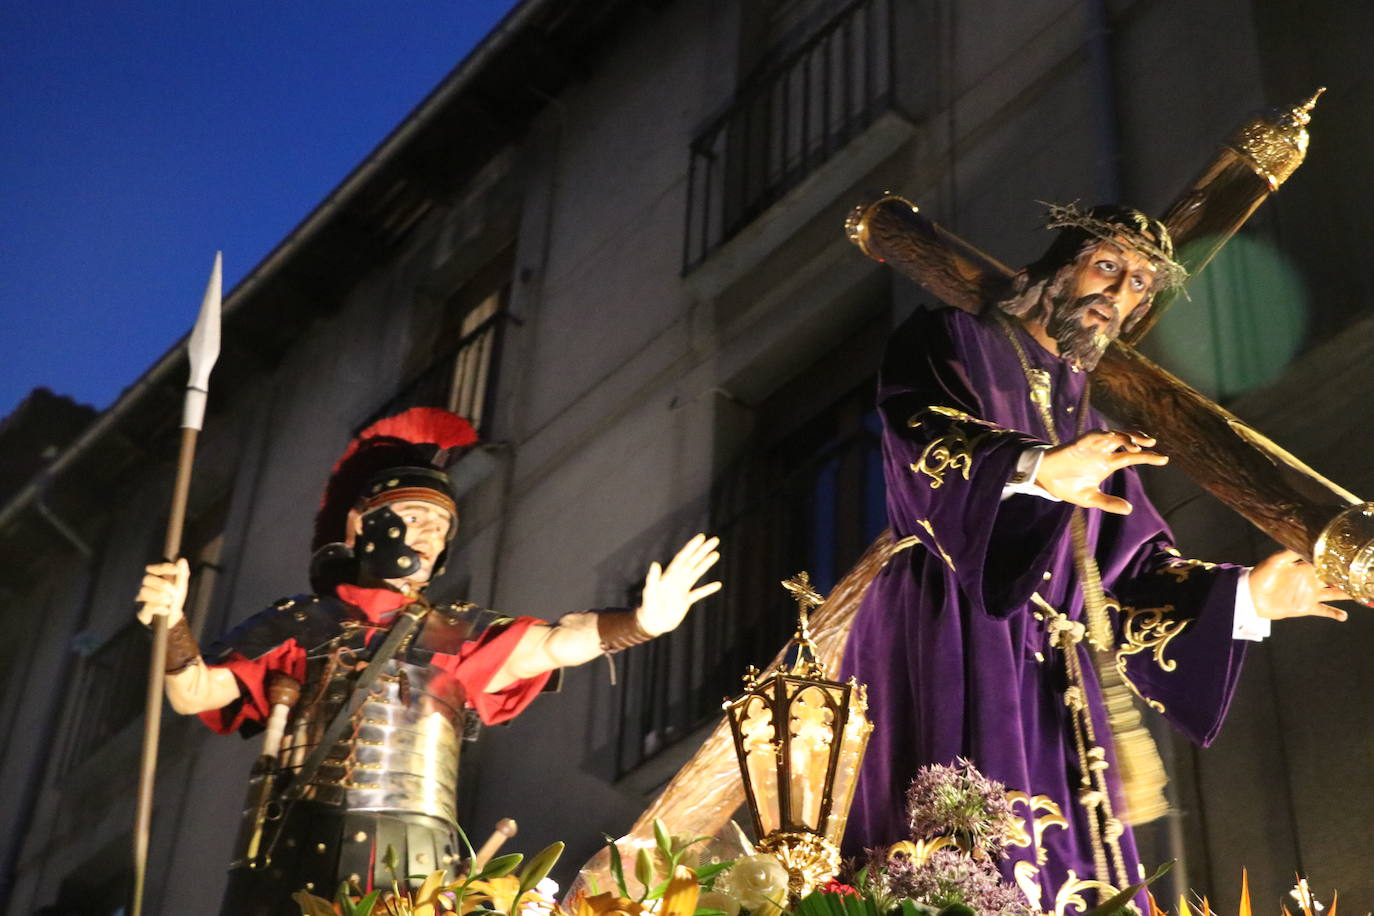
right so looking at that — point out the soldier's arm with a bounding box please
[485,534,721,691]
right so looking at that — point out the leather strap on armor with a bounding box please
[165,618,203,674]
[596,609,654,654]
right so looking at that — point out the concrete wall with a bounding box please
[3,0,1370,912]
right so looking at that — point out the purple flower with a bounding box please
[905,758,1017,855]
[872,849,1032,916]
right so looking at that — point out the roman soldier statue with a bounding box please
[135,407,721,914]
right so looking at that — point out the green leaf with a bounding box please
[934,905,973,916]
[693,862,733,885]
[654,818,674,859]
[517,841,564,888]
[843,895,876,916]
[588,875,602,896]
[635,847,656,897]
[353,890,382,916]
[382,844,401,880]
[607,837,630,898]
[478,853,524,880]
[695,909,727,916]
[513,841,565,915]
[1081,860,1173,916]
[456,824,479,865]
[795,891,832,916]
[905,899,946,916]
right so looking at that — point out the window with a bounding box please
[444,289,504,433]
[608,379,886,780]
[58,495,228,774]
[360,251,513,436]
[57,619,148,775]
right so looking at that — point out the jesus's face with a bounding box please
[1046,240,1157,369]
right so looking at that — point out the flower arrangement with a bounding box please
[292,833,564,916]
[294,783,1342,916]
[294,819,724,916]
[793,760,1159,916]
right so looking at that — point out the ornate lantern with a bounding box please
[724,573,874,896]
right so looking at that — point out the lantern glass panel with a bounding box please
[786,682,839,831]
[823,694,872,846]
[739,693,781,836]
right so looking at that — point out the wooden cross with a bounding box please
[846,91,1371,601]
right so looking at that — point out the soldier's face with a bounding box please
[352,498,455,585]
[391,499,454,582]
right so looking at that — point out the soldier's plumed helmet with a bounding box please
[310,408,477,590]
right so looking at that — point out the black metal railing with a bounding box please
[358,308,507,436]
[683,0,899,272]
[609,390,885,779]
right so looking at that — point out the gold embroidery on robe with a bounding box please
[1005,791,1072,910]
[1113,603,1189,714]
[915,518,957,571]
[907,407,1002,489]
[1052,871,1125,916]
[1156,552,1219,583]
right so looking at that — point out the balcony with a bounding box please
[683,0,905,273]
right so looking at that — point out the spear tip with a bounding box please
[182,252,224,429]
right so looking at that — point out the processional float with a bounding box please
[579,88,1372,888]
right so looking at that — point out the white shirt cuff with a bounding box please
[1002,446,1060,502]
[1232,568,1271,641]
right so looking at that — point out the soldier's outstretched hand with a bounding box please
[1035,429,1169,515]
[136,558,190,628]
[1249,549,1352,622]
[636,534,722,635]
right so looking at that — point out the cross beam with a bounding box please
[847,91,1374,602]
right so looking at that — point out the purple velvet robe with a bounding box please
[839,307,1247,909]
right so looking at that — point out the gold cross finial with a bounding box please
[780,572,827,675]
[781,571,823,612]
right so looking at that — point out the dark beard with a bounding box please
[1045,293,1121,371]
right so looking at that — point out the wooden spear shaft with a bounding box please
[131,253,222,916]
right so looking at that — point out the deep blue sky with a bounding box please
[0,1,521,420]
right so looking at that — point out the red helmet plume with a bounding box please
[312,407,477,550]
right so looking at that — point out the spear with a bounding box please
[131,252,222,916]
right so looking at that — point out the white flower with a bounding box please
[519,877,560,916]
[719,854,789,914]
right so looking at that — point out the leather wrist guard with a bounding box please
[165,618,203,674]
[597,609,655,654]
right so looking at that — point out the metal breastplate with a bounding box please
[279,623,469,829]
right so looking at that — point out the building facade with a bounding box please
[1,1,1370,912]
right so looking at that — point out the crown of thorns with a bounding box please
[1042,201,1189,290]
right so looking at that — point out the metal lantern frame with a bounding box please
[723,573,873,896]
